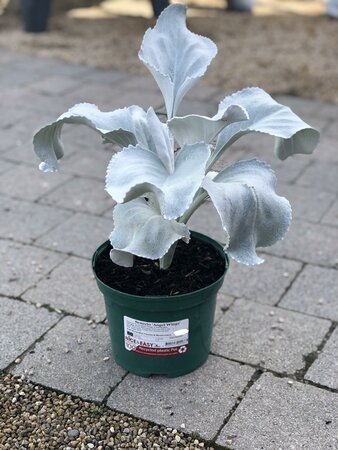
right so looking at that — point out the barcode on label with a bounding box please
[165,339,187,346]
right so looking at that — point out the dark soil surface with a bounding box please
[95,236,226,296]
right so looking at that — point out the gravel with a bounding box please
[0,373,215,450]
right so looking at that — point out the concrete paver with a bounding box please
[212,299,331,373]
[219,255,302,305]
[322,199,338,227]
[22,256,106,322]
[12,316,126,402]
[0,195,73,244]
[278,184,336,223]
[35,212,113,259]
[297,161,338,194]
[0,164,72,202]
[305,326,338,390]
[217,372,338,450]
[0,240,66,297]
[268,218,338,267]
[107,355,255,441]
[280,265,338,321]
[39,177,112,215]
[0,297,59,370]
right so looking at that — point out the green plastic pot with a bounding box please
[92,231,229,377]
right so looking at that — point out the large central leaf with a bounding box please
[105,141,210,220]
[138,4,217,118]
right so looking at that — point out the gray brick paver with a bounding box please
[220,255,302,305]
[0,195,73,243]
[280,265,338,321]
[107,355,255,441]
[39,177,113,215]
[212,299,331,373]
[11,316,126,402]
[296,161,338,194]
[322,199,338,227]
[0,164,72,201]
[35,212,113,258]
[0,240,66,297]
[305,327,338,390]
[22,256,106,322]
[217,372,338,450]
[278,184,336,223]
[0,297,59,370]
[267,218,338,267]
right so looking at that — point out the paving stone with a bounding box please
[220,255,301,305]
[214,292,235,324]
[322,199,338,227]
[310,135,338,164]
[296,161,338,194]
[325,120,338,139]
[0,297,59,370]
[0,195,73,243]
[39,177,112,215]
[186,83,220,101]
[305,327,338,390]
[107,355,255,440]
[27,75,83,96]
[80,68,128,85]
[267,218,338,268]
[278,184,336,223]
[177,98,217,117]
[217,372,338,450]
[11,316,126,402]
[2,143,42,166]
[69,81,164,111]
[0,240,66,297]
[61,145,114,180]
[0,164,72,201]
[212,299,330,373]
[35,212,112,258]
[22,256,106,322]
[280,265,338,321]
[0,159,15,174]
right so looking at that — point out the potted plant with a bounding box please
[32,4,319,377]
[227,0,255,12]
[20,0,52,33]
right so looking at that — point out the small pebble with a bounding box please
[67,429,80,439]
[269,311,275,316]
[288,380,294,385]
[103,357,110,361]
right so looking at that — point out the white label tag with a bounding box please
[124,316,189,356]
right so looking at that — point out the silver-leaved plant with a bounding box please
[33,4,319,269]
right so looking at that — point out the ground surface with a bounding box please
[1,0,338,103]
[0,45,337,449]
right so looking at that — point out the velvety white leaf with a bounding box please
[105,142,210,220]
[109,198,190,260]
[213,87,319,165]
[109,249,134,268]
[202,159,292,265]
[138,4,217,118]
[146,107,174,173]
[168,104,248,146]
[33,103,150,172]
